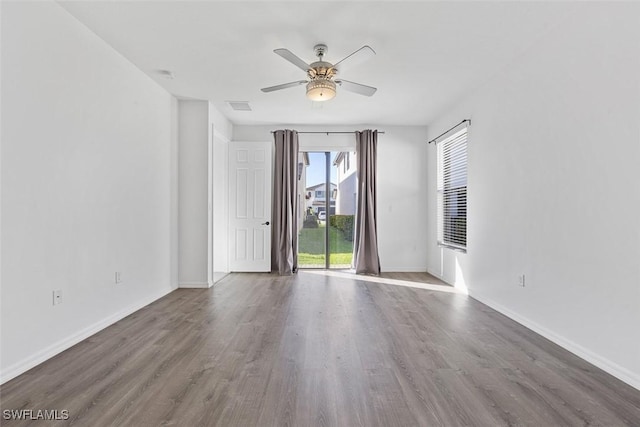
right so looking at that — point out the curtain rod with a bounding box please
[427,119,470,144]
[271,131,385,135]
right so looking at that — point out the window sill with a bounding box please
[437,243,467,254]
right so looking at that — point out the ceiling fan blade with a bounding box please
[333,45,376,72]
[261,80,307,93]
[273,48,311,72]
[335,79,377,97]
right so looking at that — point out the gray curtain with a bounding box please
[353,130,381,275]
[272,130,299,275]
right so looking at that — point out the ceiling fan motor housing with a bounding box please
[308,61,336,79]
[309,44,337,79]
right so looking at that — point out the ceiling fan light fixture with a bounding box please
[306,79,336,101]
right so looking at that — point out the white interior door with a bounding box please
[229,141,272,272]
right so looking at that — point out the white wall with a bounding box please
[426,3,640,389]
[233,125,429,271]
[178,101,231,286]
[1,1,177,382]
[178,100,209,287]
[170,101,180,290]
[210,103,233,142]
[210,104,230,281]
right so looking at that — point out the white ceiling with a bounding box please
[58,1,577,126]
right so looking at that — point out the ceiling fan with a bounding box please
[261,44,377,101]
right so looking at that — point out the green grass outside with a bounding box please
[298,224,353,267]
[297,252,353,266]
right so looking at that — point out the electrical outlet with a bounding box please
[115,271,122,284]
[53,290,63,305]
[518,274,526,287]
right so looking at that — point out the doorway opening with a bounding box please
[298,151,357,269]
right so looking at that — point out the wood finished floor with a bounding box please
[2,271,639,426]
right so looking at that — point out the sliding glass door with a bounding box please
[298,151,356,269]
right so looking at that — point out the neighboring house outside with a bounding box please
[297,152,310,232]
[333,151,357,215]
[305,182,337,215]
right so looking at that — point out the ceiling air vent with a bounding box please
[227,101,252,111]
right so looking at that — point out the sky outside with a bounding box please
[304,152,339,188]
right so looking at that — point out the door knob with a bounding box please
[262,221,270,226]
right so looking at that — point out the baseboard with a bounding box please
[179,281,211,289]
[469,290,640,391]
[0,286,175,385]
[381,267,428,273]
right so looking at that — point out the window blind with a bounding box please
[437,128,468,251]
